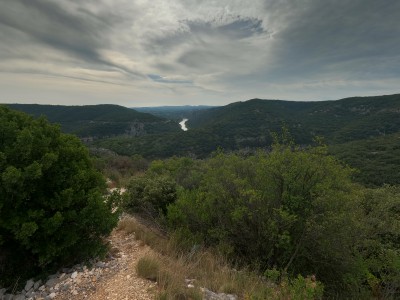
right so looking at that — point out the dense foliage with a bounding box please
[90,148,149,185]
[329,132,400,186]
[0,106,118,286]
[124,175,177,218]
[123,134,400,298]
[360,186,400,298]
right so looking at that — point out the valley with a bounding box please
[2,93,400,299]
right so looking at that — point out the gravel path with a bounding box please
[56,229,156,300]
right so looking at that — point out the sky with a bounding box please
[0,0,399,107]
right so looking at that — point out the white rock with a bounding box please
[25,279,35,291]
[71,271,78,279]
[49,292,56,299]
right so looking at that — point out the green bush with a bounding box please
[167,140,367,296]
[284,275,324,300]
[0,106,118,286]
[124,175,177,217]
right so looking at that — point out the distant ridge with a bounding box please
[4,103,180,138]
[187,93,400,144]
[134,105,217,121]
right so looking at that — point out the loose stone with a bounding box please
[71,271,78,279]
[25,279,35,291]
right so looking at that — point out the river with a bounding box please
[179,118,188,131]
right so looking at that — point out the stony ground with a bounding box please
[55,229,156,300]
[1,219,237,300]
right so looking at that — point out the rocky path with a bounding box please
[1,219,238,300]
[55,229,156,300]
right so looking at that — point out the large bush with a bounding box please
[124,175,177,218]
[0,106,118,285]
[167,141,368,296]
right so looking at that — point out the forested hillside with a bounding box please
[188,94,400,144]
[93,94,400,186]
[5,104,180,138]
[5,94,400,187]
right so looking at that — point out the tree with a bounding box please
[0,106,118,286]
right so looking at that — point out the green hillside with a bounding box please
[5,94,400,187]
[96,94,400,156]
[188,94,400,145]
[94,94,400,186]
[4,104,180,138]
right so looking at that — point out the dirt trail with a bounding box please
[56,229,156,300]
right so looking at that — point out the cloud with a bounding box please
[148,74,192,84]
[0,0,399,106]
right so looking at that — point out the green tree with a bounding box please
[0,106,118,286]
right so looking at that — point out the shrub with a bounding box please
[124,175,177,218]
[0,106,118,286]
[167,140,366,296]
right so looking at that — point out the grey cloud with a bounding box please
[0,0,144,79]
[0,0,103,62]
[262,0,400,80]
[146,16,267,55]
[0,0,399,106]
[185,17,265,39]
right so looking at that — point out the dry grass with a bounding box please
[117,216,167,249]
[136,255,160,281]
[118,216,322,300]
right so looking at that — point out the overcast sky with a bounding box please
[0,0,399,107]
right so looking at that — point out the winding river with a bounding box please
[179,118,188,131]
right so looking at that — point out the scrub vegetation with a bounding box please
[122,130,400,298]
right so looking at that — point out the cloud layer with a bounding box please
[0,0,399,106]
